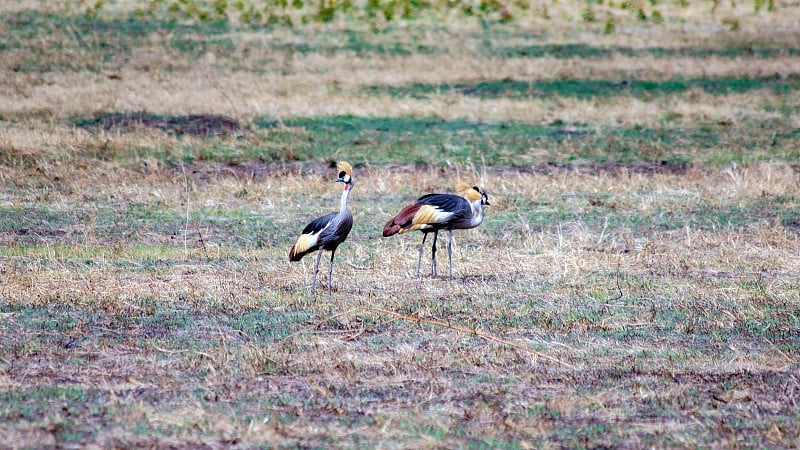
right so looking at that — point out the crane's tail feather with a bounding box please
[383,218,401,237]
[289,244,302,261]
[289,233,316,261]
[383,204,423,237]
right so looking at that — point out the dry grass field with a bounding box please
[1,0,800,447]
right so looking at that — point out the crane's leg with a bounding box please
[311,249,323,295]
[430,230,439,277]
[327,248,336,296]
[447,229,454,280]
[416,233,428,278]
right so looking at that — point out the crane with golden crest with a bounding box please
[383,182,489,279]
[289,162,355,295]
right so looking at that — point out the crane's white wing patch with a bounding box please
[293,222,331,255]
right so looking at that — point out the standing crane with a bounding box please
[289,162,354,295]
[383,182,489,279]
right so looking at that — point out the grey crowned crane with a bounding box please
[289,162,354,295]
[383,183,489,279]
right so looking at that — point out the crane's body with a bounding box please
[383,183,489,279]
[289,162,354,295]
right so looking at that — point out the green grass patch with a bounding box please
[231,310,312,340]
[0,201,277,250]
[7,11,797,66]
[494,43,800,59]
[268,28,441,56]
[0,243,192,264]
[0,385,109,445]
[5,304,81,331]
[365,75,800,100]
[503,194,799,233]
[250,114,797,167]
[2,11,232,72]
[0,205,77,233]
[2,11,443,74]
[8,10,800,79]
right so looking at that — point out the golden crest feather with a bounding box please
[337,161,353,176]
[456,182,484,202]
[455,182,471,193]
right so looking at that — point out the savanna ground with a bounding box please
[1,0,800,447]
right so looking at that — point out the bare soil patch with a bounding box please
[75,112,244,137]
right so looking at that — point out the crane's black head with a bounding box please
[335,161,354,189]
[472,186,490,206]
